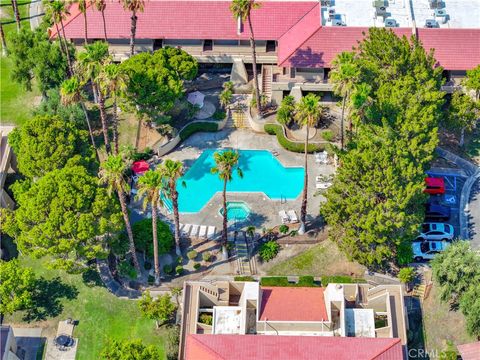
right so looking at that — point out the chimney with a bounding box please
[237,16,242,35]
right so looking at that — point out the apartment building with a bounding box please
[179,280,409,359]
[51,0,480,104]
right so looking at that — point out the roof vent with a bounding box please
[425,19,439,28]
[384,18,397,27]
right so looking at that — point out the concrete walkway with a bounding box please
[436,148,480,248]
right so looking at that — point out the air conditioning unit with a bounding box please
[372,0,386,8]
[321,0,332,6]
[375,6,387,16]
[332,19,345,26]
[425,19,439,28]
[328,8,336,21]
[384,18,397,27]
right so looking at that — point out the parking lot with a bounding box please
[425,170,467,240]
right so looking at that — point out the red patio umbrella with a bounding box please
[132,160,150,174]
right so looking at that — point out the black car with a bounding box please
[425,203,450,221]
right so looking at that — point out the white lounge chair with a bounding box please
[279,210,290,224]
[190,224,200,237]
[198,225,208,239]
[316,182,332,190]
[207,226,216,239]
[181,224,192,237]
[287,210,299,223]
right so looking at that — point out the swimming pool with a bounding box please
[176,149,304,213]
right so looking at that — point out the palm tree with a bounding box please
[71,0,89,44]
[119,0,145,56]
[211,150,243,259]
[230,0,261,114]
[98,62,127,154]
[99,154,140,272]
[1,23,7,56]
[295,94,324,234]
[77,41,111,153]
[158,159,185,257]
[11,0,21,31]
[136,170,164,286]
[93,0,108,40]
[329,51,359,149]
[60,77,97,150]
[45,0,73,74]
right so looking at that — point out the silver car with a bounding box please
[415,223,454,242]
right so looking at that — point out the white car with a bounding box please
[415,223,454,242]
[412,240,450,261]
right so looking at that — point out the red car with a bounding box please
[424,177,445,195]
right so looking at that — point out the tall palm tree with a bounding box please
[329,51,359,149]
[71,0,89,44]
[120,0,145,56]
[211,150,243,259]
[0,23,7,56]
[11,0,21,31]
[77,41,111,153]
[158,159,185,257]
[136,170,164,286]
[98,62,127,154]
[93,0,108,40]
[295,94,324,234]
[45,0,73,74]
[99,154,141,272]
[230,0,261,114]
[60,77,97,150]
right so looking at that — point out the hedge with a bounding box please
[179,122,218,141]
[320,276,366,286]
[264,124,326,153]
[234,276,256,282]
[260,276,318,287]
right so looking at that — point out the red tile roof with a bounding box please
[259,287,328,322]
[457,341,480,360]
[185,334,404,360]
[51,0,317,41]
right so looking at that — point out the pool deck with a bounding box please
[158,127,335,231]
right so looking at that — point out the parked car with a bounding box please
[412,240,450,261]
[424,177,445,195]
[415,223,454,241]
[425,203,450,221]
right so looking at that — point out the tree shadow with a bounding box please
[82,267,105,288]
[287,47,325,68]
[23,277,79,322]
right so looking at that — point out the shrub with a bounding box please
[193,263,201,270]
[279,225,289,234]
[234,276,255,282]
[120,219,174,258]
[187,250,198,260]
[259,241,280,262]
[144,261,152,270]
[179,122,218,141]
[260,277,290,287]
[264,124,326,153]
[163,264,174,275]
[175,265,184,275]
[165,326,180,360]
[289,230,298,237]
[199,313,213,326]
[213,110,227,121]
[398,267,415,284]
[321,130,334,142]
[277,95,296,125]
[118,261,137,279]
[202,251,212,262]
[147,275,155,285]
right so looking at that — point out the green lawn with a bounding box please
[4,257,169,359]
[1,0,41,126]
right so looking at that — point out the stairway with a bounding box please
[235,231,252,275]
[261,65,273,103]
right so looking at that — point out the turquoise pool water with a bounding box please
[176,149,304,213]
[219,201,251,221]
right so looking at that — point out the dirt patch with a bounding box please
[422,282,474,352]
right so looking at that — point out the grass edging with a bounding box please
[179,121,219,141]
[259,275,366,287]
[264,124,326,153]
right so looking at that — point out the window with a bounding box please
[266,40,276,52]
[203,40,213,51]
[153,39,163,50]
[214,40,238,46]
